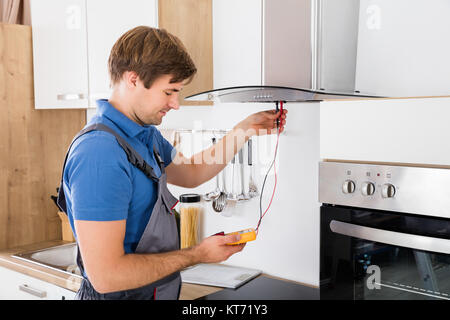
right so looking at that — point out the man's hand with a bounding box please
[191,234,246,264]
[234,109,288,137]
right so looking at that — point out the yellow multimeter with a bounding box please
[226,228,257,245]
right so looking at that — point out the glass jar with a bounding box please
[179,193,203,249]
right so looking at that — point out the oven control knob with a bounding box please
[361,182,375,196]
[382,183,396,198]
[342,180,356,194]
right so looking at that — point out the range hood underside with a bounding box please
[185,86,382,103]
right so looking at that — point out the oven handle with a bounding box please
[330,220,450,255]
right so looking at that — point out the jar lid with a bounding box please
[179,193,201,203]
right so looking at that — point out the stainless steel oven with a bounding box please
[319,161,450,300]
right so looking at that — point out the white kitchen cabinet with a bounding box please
[212,0,262,88]
[354,0,450,97]
[30,0,158,109]
[0,266,77,300]
[320,97,450,166]
[30,0,89,109]
[86,0,158,107]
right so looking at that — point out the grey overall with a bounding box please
[57,123,181,300]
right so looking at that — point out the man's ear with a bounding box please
[124,71,139,88]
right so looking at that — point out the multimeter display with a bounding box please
[226,228,257,245]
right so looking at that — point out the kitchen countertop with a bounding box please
[0,241,317,300]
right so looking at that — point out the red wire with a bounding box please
[255,128,280,234]
[261,133,279,218]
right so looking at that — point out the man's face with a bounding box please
[132,74,183,126]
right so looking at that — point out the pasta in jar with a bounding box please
[179,194,203,249]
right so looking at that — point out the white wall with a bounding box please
[320,97,450,165]
[160,101,321,287]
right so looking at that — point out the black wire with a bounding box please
[257,145,277,231]
[256,101,282,232]
[257,131,280,232]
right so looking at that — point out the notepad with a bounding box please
[181,264,262,289]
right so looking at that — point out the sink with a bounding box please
[29,243,77,266]
[12,243,82,278]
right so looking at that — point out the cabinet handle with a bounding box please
[57,93,86,100]
[19,284,47,298]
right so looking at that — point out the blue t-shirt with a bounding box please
[63,99,175,253]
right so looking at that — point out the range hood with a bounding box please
[185,0,385,104]
[185,85,381,103]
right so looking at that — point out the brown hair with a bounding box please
[108,26,197,89]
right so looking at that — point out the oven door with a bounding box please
[320,205,450,300]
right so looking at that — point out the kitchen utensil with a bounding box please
[221,156,238,217]
[229,154,239,201]
[204,172,221,201]
[248,138,259,197]
[238,148,250,200]
[213,160,228,213]
[203,138,221,201]
[212,169,227,213]
[212,189,227,213]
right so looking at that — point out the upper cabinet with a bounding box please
[317,0,450,98]
[158,0,213,106]
[30,0,89,109]
[85,0,158,107]
[30,0,157,109]
[212,0,262,88]
[352,0,450,97]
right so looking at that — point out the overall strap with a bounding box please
[90,123,161,181]
[57,123,162,213]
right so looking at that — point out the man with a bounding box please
[59,26,287,300]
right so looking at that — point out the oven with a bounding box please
[319,161,450,300]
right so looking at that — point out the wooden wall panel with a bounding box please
[0,23,86,250]
[159,0,213,106]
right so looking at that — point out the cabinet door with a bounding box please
[354,0,450,97]
[0,266,77,300]
[159,0,213,106]
[212,0,262,88]
[86,0,158,107]
[30,0,89,109]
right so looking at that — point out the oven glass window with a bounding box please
[320,205,450,300]
[354,241,450,300]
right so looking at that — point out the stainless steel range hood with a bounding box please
[185,85,381,103]
[185,0,385,104]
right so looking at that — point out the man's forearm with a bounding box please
[92,247,199,294]
[167,109,284,188]
[185,126,251,187]
[88,232,244,294]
